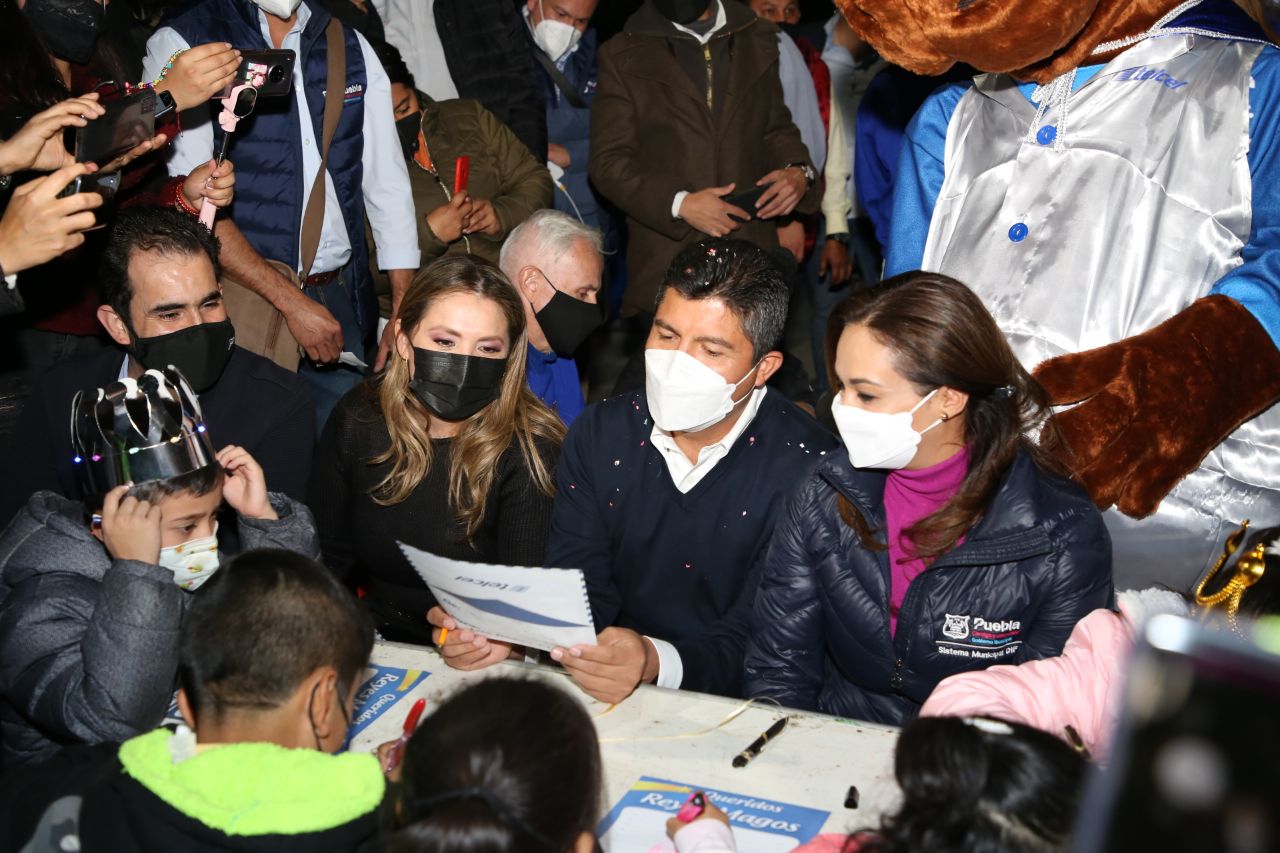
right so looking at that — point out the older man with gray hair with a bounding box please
[499,209,605,424]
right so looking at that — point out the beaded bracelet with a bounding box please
[153,49,188,87]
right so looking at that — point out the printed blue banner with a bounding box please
[598,776,830,851]
[343,664,429,748]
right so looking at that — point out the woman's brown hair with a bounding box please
[372,255,565,539]
[824,271,1065,561]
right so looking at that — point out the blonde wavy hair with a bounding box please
[372,255,566,539]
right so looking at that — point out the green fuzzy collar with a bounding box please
[118,729,385,836]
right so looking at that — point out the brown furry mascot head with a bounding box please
[835,0,1185,83]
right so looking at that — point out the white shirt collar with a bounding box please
[650,386,767,493]
[670,0,727,45]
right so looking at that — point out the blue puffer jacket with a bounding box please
[744,449,1113,725]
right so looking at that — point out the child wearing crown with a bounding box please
[0,368,320,768]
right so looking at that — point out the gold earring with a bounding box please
[940,411,950,421]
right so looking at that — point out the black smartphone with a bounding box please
[724,186,767,221]
[223,49,296,99]
[74,90,156,167]
[1070,615,1280,853]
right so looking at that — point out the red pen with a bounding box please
[383,698,426,772]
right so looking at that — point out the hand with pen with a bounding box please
[426,606,520,671]
[666,794,735,852]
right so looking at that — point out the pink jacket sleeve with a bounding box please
[919,607,1128,759]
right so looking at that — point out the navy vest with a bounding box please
[165,0,376,333]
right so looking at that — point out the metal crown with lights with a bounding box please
[70,367,215,498]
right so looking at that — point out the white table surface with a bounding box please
[352,641,902,842]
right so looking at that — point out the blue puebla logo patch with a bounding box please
[1116,66,1189,89]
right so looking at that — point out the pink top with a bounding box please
[884,448,969,635]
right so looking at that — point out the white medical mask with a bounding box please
[645,348,758,433]
[533,9,582,61]
[158,524,220,591]
[831,389,943,470]
[254,0,302,19]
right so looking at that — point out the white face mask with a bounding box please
[254,0,302,19]
[533,5,582,62]
[158,524,220,591]
[645,348,758,434]
[831,388,943,470]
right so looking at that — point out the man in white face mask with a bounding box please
[0,370,321,768]
[485,238,837,704]
[523,0,613,255]
[143,0,421,430]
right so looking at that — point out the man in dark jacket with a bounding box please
[744,449,1113,725]
[0,368,321,767]
[426,239,837,701]
[373,0,548,159]
[0,209,314,524]
[590,0,819,316]
[0,550,382,852]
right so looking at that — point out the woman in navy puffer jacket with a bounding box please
[744,272,1113,725]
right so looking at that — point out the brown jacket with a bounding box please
[371,95,553,312]
[589,1,818,315]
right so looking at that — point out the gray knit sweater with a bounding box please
[0,491,321,768]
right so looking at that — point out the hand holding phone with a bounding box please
[722,186,767,222]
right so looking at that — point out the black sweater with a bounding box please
[546,388,839,697]
[309,383,558,643]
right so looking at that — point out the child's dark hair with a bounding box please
[392,678,602,853]
[178,550,375,723]
[854,715,1087,853]
[85,463,225,514]
[825,271,1065,561]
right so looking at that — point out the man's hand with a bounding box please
[427,607,515,670]
[679,184,749,238]
[755,167,807,219]
[425,191,472,244]
[376,269,415,371]
[155,43,242,110]
[283,287,343,364]
[182,158,235,210]
[776,220,804,262]
[548,143,571,169]
[0,95,105,175]
[463,198,502,237]
[217,444,276,520]
[0,163,103,275]
[551,626,659,705]
[819,237,852,287]
[99,484,163,565]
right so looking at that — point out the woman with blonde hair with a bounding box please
[309,255,564,643]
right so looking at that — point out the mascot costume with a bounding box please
[836,0,1280,591]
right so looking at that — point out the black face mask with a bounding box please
[409,347,508,422]
[23,0,104,65]
[534,276,604,358]
[131,320,236,393]
[395,112,421,160]
[651,0,711,25]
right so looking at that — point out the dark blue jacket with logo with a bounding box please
[743,449,1112,725]
[164,0,377,334]
[527,26,609,237]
